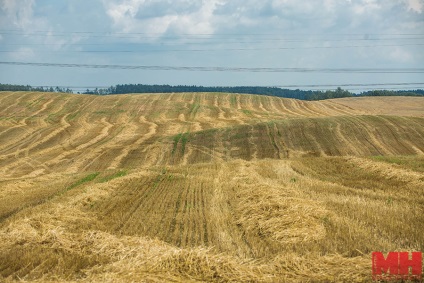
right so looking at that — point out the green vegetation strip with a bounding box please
[172,133,183,154]
[99,170,128,183]
[180,132,190,154]
[241,109,252,116]
[190,103,200,117]
[66,172,100,191]
[370,155,424,172]
[67,111,79,121]
[172,132,190,155]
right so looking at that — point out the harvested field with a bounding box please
[0,91,423,282]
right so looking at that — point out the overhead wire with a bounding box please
[1,29,423,36]
[1,30,423,42]
[1,30,423,54]
[1,61,424,73]
[1,43,424,53]
[1,30,423,53]
[1,30,422,89]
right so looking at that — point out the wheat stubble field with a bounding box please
[0,91,423,282]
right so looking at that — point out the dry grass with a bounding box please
[0,92,423,282]
[324,96,424,117]
[0,161,373,282]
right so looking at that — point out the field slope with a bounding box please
[0,92,423,282]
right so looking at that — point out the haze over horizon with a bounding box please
[0,0,423,92]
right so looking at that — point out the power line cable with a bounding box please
[1,29,423,36]
[1,31,424,42]
[2,42,424,47]
[3,35,423,42]
[2,43,424,54]
[1,61,423,73]
[1,43,424,53]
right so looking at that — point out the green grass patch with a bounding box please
[370,155,424,172]
[181,132,190,154]
[66,172,100,191]
[26,98,43,109]
[152,172,166,189]
[231,132,248,140]
[99,170,128,183]
[276,127,282,137]
[47,113,60,123]
[230,95,237,107]
[67,111,80,121]
[93,110,109,115]
[93,109,125,115]
[196,128,218,137]
[189,103,200,117]
[266,123,278,149]
[172,133,183,154]
[241,109,252,116]
[172,132,190,154]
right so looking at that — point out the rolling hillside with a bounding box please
[0,91,423,282]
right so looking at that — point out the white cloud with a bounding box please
[390,47,413,62]
[352,0,381,15]
[405,0,423,13]
[9,47,35,60]
[106,0,143,25]
[103,0,224,36]
[1,0,35,28]
[100,0,424,38]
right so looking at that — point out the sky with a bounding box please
[0,0,423,92]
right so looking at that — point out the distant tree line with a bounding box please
[1,83,423,100]
[91,84,424,100]
[0,83,73,93]
[360,89,424,97]
[91,84,353,100]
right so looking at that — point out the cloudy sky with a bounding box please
[0,0,423,92]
